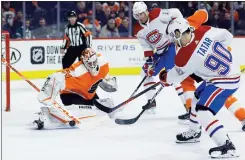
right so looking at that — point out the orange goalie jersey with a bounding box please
[60,53,109,100]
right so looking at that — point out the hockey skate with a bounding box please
[178,111,190,125]
[142,100,156,114]
[209,140,239,158]
[176,129,201,143]
[33,111,44,130]
[241,119,245,131]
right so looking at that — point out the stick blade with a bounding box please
[93,99,112,113]
[115,118,137,125]
[115,109,145,125]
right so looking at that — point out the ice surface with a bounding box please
[2,75,245,160]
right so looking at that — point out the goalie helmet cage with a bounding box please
[2,30,10,111]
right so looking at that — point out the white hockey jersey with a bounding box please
[166,26,241,89]
[134,8,183,57]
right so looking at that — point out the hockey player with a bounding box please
[133,2,195,115]
[34,48,117,129]
[178,10,245,125]
[178,9,209,121]
[160,17,243,158]
[182,10,245,128]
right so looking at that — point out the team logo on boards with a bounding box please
[1,47,21,64]
[31,46,45,64]
[146,29,162,44]
[10,48,21,64]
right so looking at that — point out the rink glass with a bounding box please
[2,1,244,39]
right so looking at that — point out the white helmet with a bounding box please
[167,17,192,47]
[132,2,148,20]
[81,48,99,76]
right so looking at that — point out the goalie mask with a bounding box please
[81,48,99,76]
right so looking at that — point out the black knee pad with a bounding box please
[195,104,216,115]
[60,94,72,106]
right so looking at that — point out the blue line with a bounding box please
[209,125,224,137]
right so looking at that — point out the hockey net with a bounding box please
[1,31,10,111]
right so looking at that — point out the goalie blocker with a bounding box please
[35,48,118,129]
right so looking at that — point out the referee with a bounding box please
[61,11,92,69]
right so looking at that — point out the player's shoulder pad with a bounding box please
[195,25,212,35]
[149,8,161,22]
[187,9,209,30]
[176,25,212,67]
[175,46,195,68]
[133,22,143,36]
[196,9,208,23]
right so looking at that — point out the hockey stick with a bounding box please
[116,76,147,111]
[105,76,147,112]
[2,57,83,124]
[94,81,161,113]
[115,85,163,125]
[129,76,147,98]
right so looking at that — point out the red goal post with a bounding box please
[2,30,10,111]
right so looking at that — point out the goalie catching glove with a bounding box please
[99,76,118,92]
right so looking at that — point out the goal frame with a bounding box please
[2,30,10,111]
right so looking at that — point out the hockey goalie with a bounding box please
[34,48,118,129]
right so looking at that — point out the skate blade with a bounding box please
[210,150,239,159]
[176,138,200,143]
[178,119,190,125]
[145,108,156,115]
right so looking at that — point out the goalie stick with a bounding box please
[94,81,160,113]
[115,85,163,125]
[1,57,89,125]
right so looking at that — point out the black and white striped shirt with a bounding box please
[61,22,92,49]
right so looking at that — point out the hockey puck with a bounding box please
[34,120,44,130]
[69,120,76,127]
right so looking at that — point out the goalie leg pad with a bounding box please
[39,106,71,125]
[37,72,66,105]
